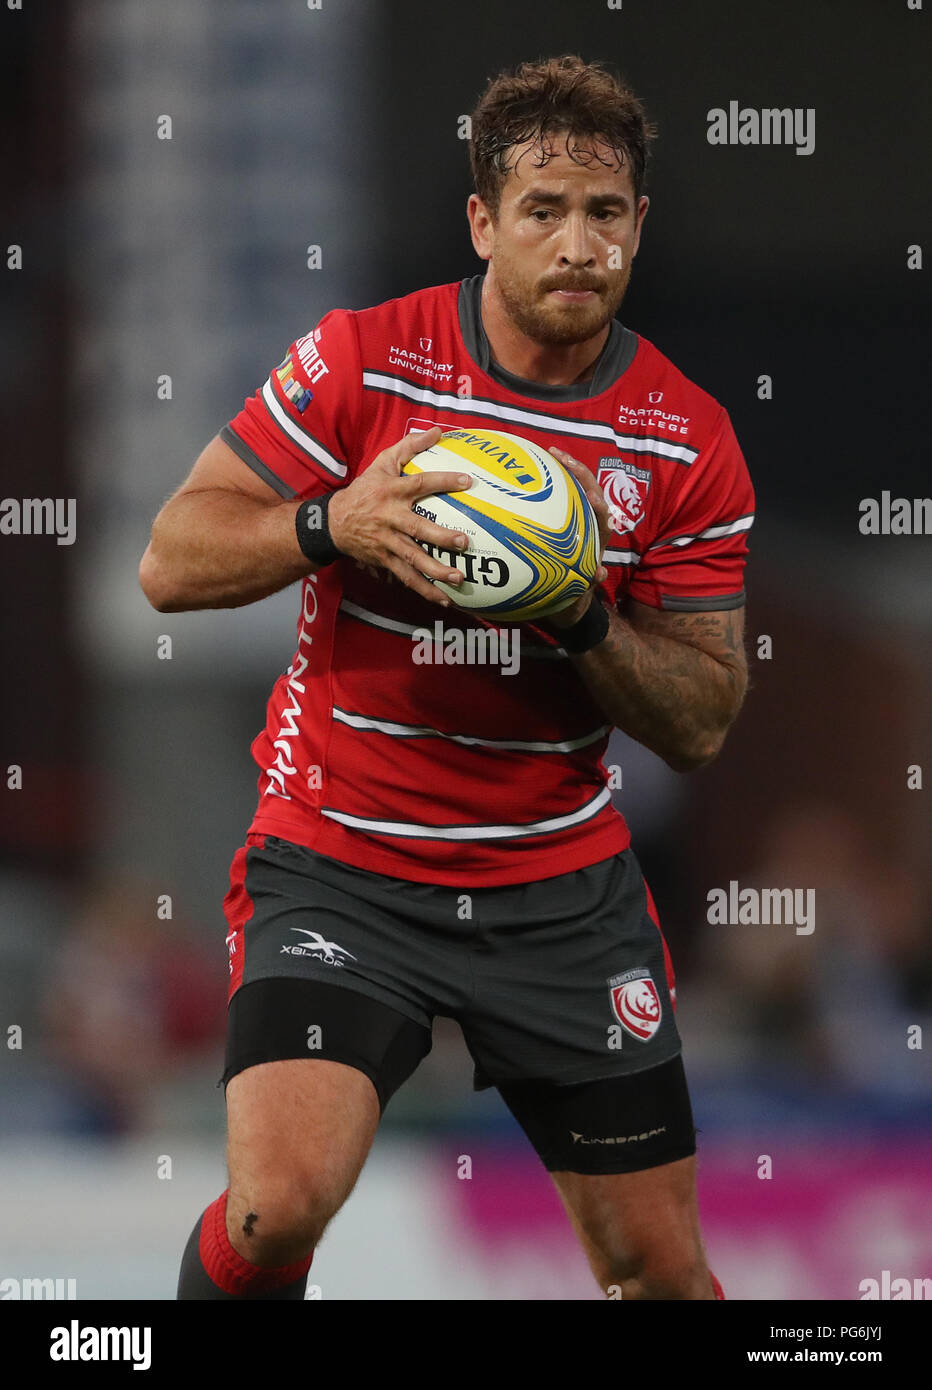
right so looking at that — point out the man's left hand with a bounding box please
[544,446,611,629]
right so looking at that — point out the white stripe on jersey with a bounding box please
[339,598,417,637]
[648,514,754,551]
[603,548,640,565]
[338,599,568,660]
[362,372,700,466]
[321,785,612,841]
[261,379,347,478]
[332,706,610,754]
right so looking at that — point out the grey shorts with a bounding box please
[223,834,682,1092]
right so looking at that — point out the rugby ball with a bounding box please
[402,428,599,622]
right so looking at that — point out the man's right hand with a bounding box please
[139,427,473,615]
[327,426,473,606]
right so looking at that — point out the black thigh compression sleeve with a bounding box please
[497,1054,697,1175]
[221,977,432,1114]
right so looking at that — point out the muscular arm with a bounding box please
[139,425,470,613]
[543,446,749,772]
[566,598,748,772]
[139,435,314,612]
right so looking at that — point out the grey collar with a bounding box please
[457,273,637,402]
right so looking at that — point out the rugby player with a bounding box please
[140,55,753,1301]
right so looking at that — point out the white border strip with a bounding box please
[333,706,609,753]
[362,372,700,465]
[649,514,754,551]
[261,379,347,478]
[321,785,613,841]
[338,599,568,660]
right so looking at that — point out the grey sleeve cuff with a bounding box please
[220,425,297,499]
[659,590,746,611]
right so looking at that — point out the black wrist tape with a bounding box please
[295,493,340,567]
[551,598,611,654]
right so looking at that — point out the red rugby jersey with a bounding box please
[222,276,754,886]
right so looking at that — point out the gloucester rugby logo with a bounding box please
[608,968,662,1040]
[597,459,651,534]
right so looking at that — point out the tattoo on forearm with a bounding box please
[573,605,748,766]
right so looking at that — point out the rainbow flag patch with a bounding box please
[275,357,313,412]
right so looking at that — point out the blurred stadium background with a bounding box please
[2,0,930,1299]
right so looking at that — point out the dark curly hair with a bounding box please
[469,55,656,218]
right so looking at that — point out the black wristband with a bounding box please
[545,597,611,654]
[295,493,341,567]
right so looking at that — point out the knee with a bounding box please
[224,1177,336,1267]
[602,1247,713,1301]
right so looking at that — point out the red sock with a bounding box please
[199,1190,313,1296]
[710,1272,726,1300]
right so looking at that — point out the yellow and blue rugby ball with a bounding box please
[402,428,599,622]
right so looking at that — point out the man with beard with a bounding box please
[141,55,753,1301]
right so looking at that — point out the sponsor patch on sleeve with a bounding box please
[274,355,314,413]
